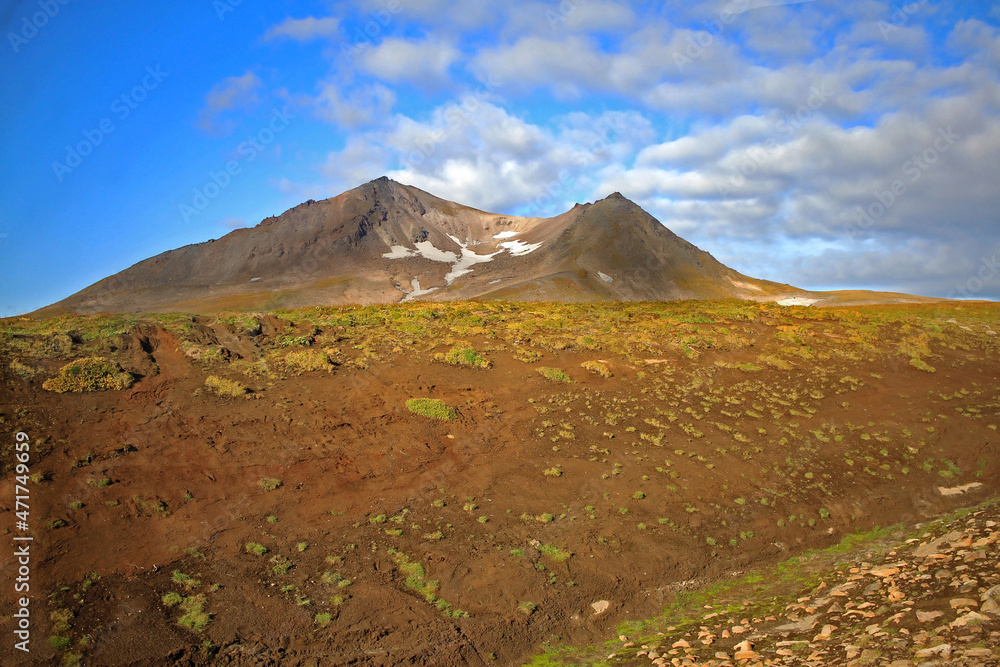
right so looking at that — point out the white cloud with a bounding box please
[197,71,263,135]
[278,1,1000,297]
[560,1,637,32]
[314,81,396,128]
[263,16,340,41]
[358,38,459,84]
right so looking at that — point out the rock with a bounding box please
[950,598,978,609]
[671,639,690,648]
[870,566,901,578]
[915,643,952,658]
[916,610,943,623]
[591,600,611,615]
[963,647,993,657]
[950,611,987,628]
[776,613,820,632]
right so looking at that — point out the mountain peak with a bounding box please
[38,179,794,314]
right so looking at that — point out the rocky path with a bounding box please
[609,502,1000,667]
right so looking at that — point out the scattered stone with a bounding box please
[949,598,978,609]
[591,600,610,615]
[914,642,952,658]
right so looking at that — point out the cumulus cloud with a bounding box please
[197,71,263,135]
[316,97,653,214]
[313,81,396,128]
[277,0,1000,298]
[263,16,340,41]
[358,38,459,84]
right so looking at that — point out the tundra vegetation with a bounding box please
[2,300,999,664]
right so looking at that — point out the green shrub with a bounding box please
[259,478,282,491]
[580,360,612,377]
[538,544,571,562]
[177,594,211,632]
[436,345,491,369]
[245,542,267,555]
[42,357,134,393]
[162,592,184,607]
[171,570,200,590]
[314,612,333,625]
[405,398,457,420]
[281,350,331,373]
[277,335,313,347]
[47,636,72,650]
[204,375,248,397]
[537,367,573,382]
[10,358,37,378]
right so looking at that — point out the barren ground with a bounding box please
[1,300,998,665]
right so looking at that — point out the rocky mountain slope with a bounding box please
[39,177,801,314]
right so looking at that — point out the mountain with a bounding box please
[38,177,846,314]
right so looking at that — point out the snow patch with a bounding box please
[777,297,819,307]
[499,239,543,256]
[383,235,544,284]
[401,278,438,302]
[493,231,519,239]
[444,235,501,284]
[598,271,614,284]
[414,241,458,263]
[383,245,417,259]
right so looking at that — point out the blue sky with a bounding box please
[1,0,999,315]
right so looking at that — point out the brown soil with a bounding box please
[0,303,998,666]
